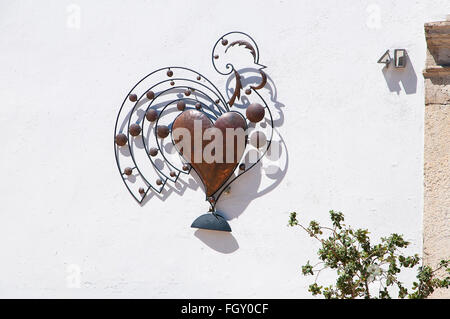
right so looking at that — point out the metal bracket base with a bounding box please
[191,213,231,232]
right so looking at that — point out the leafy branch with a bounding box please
[288,211,450,299]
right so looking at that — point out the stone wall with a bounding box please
[423,21,450,299]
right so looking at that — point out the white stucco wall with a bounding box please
[0,0,448,298]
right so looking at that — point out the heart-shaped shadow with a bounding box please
[172,109,247,197]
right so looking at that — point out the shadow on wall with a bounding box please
[117,66,287,254]
[382,54,417,94]
[215,67,288,218]
[194,68,288,254]
[194,229,239,254]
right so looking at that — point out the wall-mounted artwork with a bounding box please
[114,32,275,232]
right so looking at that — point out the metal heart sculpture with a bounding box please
[114,31,275,232]
[172,110,247,198]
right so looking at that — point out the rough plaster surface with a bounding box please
[424,103,450,299]
[423,21,450,299]
[0,0,449,298]
[425,77,450,104]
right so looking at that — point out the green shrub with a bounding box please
[288,211,449,299]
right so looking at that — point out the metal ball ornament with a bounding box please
[177,101,186,111]
[156,125,169,139]
[146,91,155,99]
[146,109,158,122]
[129,123,141,136]
[115,133,128,146]
[246,103,265,123]
[149,147,158,157]
[250,131,267,149]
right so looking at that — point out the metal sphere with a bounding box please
[177,101,186,111]
[167,69,173,77]
[222,39,228,46]
[138,187,145,195]
[149,147,158,157]
[170,171,176,177]
[115,133,128,146]
[157,125,170,139]
[146,90,155,99]
[124,167,133,175]
[156,179,163,186]
[246,103,265,123]
[145,109,158,122]
[250,131,267,149]
[195,103,202,110]
[128,94,137,102]
[129,123,141,136]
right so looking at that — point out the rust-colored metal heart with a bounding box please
[172,110,247,197]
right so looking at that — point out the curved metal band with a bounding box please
[115,33,274,210]
[115,67,229,202]
[211,88,274,208]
